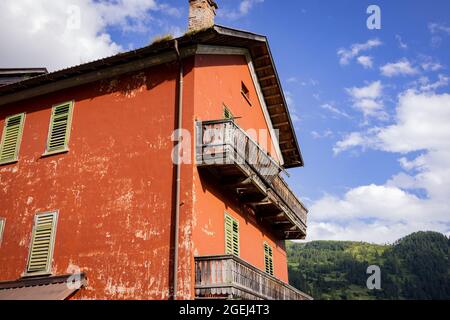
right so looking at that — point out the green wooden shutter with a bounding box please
[264,243,274,276]
[225,213,239,256]
[45,101,74,154]
[26,212,58,275]
[223,105,233,120]
[0,113,25,164]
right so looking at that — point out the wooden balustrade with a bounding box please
[271,175,308,228]
[197,120,280,183]
[195,255,312,300]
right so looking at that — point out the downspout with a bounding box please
[172,39,183,300]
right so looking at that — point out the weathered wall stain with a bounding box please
[0,62,185,299]
[0,54,291,299]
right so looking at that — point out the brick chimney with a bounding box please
[188,0,218,32]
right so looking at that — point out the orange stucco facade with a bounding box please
[191,54,288,282]
[0,53,290,299]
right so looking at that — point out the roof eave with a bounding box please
[214,25,304,168]
[0,26,304,168]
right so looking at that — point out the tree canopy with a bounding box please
[287,231,450,300]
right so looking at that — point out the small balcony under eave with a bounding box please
[196,120,308,240]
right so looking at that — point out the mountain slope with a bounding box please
[287,231,450,300]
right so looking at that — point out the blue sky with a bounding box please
[1,0,449,243]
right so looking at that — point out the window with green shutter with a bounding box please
[25,211,58,276]
[223,105,233,120]
[0,218,5,246]
[44,101,74,155]
[264,242,274,276]
[225,213,239,256]
[0,113,25,165]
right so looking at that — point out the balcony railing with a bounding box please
[196,119,281,183]
[196,120,308,239]
[195,255,312,300]
[271,175,308,230]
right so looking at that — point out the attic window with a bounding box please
[25,211,58,276]
[0,113,25,165]
[44,101,74,156]
[241,82,251,106]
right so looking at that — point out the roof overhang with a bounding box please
[0,25,303,168]
[0,68,48,87]
[0,273,86,300]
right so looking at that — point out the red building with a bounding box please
[0,0,310,300]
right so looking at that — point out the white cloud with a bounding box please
[380,59,419,77]
[220,0,264,20]
[301,79,319,87]
[429,22,450,35]
[285,91,301,122]
[239,0,263,15]
[311,185,426,223]
[356,56,373,69]
[395,34,408,49]
[286,77,318,87]
[337,90,450,153]
[319,89,450,243]
[94,0,180,32]
[429,22,450,47]
[311,129,333,140]
[347,81,382,100]
[309,219,446,244]
[346,81,387,121]
[333,132,369,155]
[0,0,180,71]
[320,103,350,119]
[417,75,449,92]
[421,61,443,72]
[376,91,450,153]
[337,39,382,65]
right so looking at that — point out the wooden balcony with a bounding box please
[196,120,308,239]
[195,255,312,300]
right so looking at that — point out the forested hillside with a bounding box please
[287,231,450,300]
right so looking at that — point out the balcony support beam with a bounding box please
[196,120,308,240]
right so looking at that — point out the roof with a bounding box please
[0,68,48,75]
[0,68,48,86]
[0,25,303,168]
[0,273,86,300]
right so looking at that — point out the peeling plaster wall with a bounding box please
[191,54,289,283]
[0,53,290,300]
[0,61,196,299]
